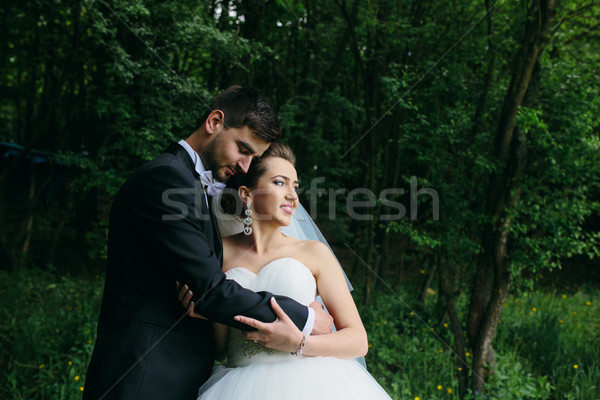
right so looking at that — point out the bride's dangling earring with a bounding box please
[243,201,253,236]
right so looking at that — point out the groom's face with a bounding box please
[203,125,270,182]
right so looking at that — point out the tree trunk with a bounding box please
[18,168,36,268]
[438,257,468,398]
[469,0,558,393]
[469,0,496,138]
[47,188,77,267]
[377,227,391,284]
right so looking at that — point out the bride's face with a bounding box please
[250,157,299,226]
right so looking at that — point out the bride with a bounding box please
[179,143,391,399]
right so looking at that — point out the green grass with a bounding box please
[0,268,103,399]
[495,289,600,399]
[1,268,598,399]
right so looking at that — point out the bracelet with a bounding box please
[291,334,306,357]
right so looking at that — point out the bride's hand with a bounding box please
[234,297,305,353]
[175,281,207,319]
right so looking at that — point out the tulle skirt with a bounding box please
[196,356,391,400]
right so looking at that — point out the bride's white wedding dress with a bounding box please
[197,258,391,399]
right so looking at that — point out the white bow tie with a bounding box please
[200,170,226,196]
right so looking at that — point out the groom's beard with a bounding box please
[202,134,231,183]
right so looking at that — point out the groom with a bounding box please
[83,86,332,400]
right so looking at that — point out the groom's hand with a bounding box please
[309,301,334,335]
[235,297,305,353]
[175,281,207,319]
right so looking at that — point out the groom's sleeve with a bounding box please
[302,307,315,334]
[137,162,309,331]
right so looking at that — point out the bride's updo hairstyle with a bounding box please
[220,143,296,216]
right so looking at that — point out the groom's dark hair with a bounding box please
[199,86,282,142]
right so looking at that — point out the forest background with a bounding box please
[1,0,599,399]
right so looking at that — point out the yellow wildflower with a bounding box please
[68,361,72,366]
[586,301,591,306]
[75,376,80,381]
[448,388,453,394]
[437,385,442,390]
[573,364,579,369]
[80,386,84,391]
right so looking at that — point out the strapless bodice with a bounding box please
[225,258,317,367]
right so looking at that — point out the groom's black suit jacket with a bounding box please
[83,143,308,400]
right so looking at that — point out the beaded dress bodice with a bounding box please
[224,258,317,367]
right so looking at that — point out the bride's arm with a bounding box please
[301,242,368,358]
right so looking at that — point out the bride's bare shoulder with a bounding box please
[290,240,336,269]
[296,239,327,252]
[282,237,322,252]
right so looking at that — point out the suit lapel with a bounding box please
[164,142,222,261]
[207,196,223,262]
